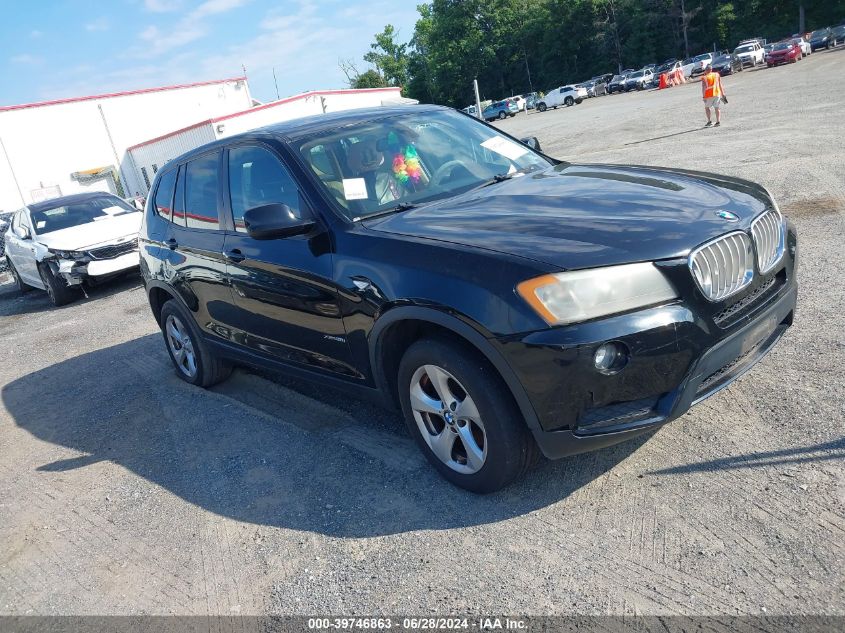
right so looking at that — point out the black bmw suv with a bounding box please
[140,105,797,493]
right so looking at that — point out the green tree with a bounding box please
[363,24,410,87]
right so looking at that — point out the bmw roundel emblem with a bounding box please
[715,210,740,222]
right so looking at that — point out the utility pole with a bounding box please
[799,4,805,34]
[98,104,128,197]
[0,136,25,206]
[473,79,482,119]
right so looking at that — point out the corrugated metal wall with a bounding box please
[129,124,216,193]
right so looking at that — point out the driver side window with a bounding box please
[228,146,300,233]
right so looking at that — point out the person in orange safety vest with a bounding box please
[701,64,727,127]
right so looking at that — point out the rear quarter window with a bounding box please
[153,169,177,221]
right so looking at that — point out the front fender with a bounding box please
[368,304,542,433]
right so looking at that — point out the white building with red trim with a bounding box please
[0,77,253,211]
[0,79,408,212]
[126,86,407,194]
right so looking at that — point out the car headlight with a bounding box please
[517,262,678,326]
[49,249,86,260]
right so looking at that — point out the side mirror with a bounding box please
[243,203,315,240]
[14,225,31,240]
[520,136,542,152]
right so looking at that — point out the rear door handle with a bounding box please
[165,238,178,250]
[225,249,245,263]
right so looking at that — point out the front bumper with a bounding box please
[53,251,140,285]
[495,253,797,460]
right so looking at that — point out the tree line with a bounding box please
[343,0,845,107]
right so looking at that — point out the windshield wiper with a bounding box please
[353,202,418,222]
[476,172,515,190]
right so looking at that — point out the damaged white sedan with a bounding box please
[3,192,141,306]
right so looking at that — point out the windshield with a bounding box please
[296,109,552,221]
[773,42,790,50]
[30,196,138,235]
[811,29,827,38]
[693,54,711,61]
[713,55,730,63]
[629,71,644,78]
[735,44,754,53]
[611,75,623,81]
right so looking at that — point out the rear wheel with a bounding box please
[160,299,231,387]
[498,111,507,120]
[38,264,77,306]
[398,338,539,493]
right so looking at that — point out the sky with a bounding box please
[0,0,420,107]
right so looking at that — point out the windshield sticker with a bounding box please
[481,136,528,161]
[101,205,124,216]
[36,221,46,229]
[342,178,368,201]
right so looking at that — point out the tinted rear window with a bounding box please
[184,154,220,230]
[154,169,177,221]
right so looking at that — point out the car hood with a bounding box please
[34,212,142,251]
[363,163,772,271]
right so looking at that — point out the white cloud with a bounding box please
[191,0,250,21]
[139,25,160,41]
[85,17,110,32]
[144,0,181,12]
[11,54,42,65]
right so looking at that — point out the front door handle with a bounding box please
[225,249,245,263]
[165,238,178,250]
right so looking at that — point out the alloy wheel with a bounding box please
[409,364,487,474]
[165,314,198,378]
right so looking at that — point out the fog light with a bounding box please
[594,342,628,374]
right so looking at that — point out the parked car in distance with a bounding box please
[689,52,716,76]
[623,68,654,91]
[138,104,798,493]
[711,53,743,75]
[4,192,142,306]
[607,74,629,94]
[506,95,526,111]
[789,37,812,56]
[588,79,608,96]
[809,27,833,50]
[483,99,519,121]
[536,85,587,110]
[461,105,478,117]
[591,73,614,84]
[734,41,765,67]
[766,41,802,66]
[649,61,682,87]
[831,25,845,45]
[524,92,539,109]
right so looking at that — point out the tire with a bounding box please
[159,299,231,387]
[38,263,77,306]
[537,102,547,112]
[498,111,507,120]
[398,338,539,493]
[7,258,34,294]
[564,96,574,106]
[575,98,583,104]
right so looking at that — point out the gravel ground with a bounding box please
[0,50,843,618]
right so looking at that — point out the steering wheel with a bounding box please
[430,160,467,187]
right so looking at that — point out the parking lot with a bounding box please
[1,49,843,617]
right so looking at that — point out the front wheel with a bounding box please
[160,299,231,387]
[537,102,547,112]
[564,96,574,106]
[7,259,34,294]
[398,338,539,493]
[38,264,77,306]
